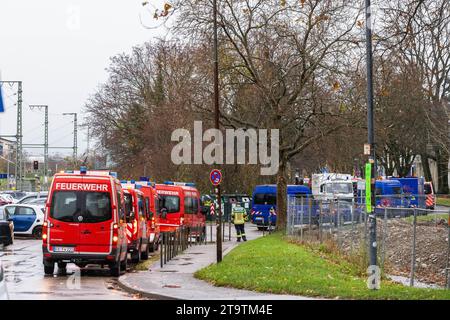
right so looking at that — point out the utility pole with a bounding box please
[86,124,90,166]
[0,81,23,190]
[213,0,222,263]
[63,113,78,166]
[365,0,378,270]
[29,105,48,190]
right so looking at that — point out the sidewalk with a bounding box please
[118,225,313,300]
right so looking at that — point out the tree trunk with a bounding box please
[276,158,287,231]
[436,149,449,194]
[420,153,433,183]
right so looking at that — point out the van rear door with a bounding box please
[49,184,113,254]
[48,191,80,253]
[78,191,113,254]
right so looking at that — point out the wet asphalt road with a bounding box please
[0,238,142,300]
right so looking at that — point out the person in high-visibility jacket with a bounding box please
[231,204,248,242]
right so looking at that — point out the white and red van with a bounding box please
[42,168,128,277]
[121,185,150,263]
[156,182,206,239]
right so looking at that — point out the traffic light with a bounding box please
[33,160,39,170]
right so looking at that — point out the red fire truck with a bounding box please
[42,168,128,277]
[156,182,206,239]
[122,180,160,253]
[121,184,151,263]
[136,182,160,252]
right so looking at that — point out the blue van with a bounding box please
[375,180,403,207]
[388,177,425,208]
[251,185,311,229]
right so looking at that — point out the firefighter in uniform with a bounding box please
[231,204,248,242]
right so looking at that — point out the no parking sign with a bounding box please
[209,169,222,186]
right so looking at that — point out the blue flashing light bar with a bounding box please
[80,166,87,174]
[139,176,150,182]
[163,181,196,187]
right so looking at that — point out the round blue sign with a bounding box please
[210,169,222,186]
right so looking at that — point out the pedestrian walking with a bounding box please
[231,204,248,242]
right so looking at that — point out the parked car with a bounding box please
[0,261,9,300]
[0,194,14,206]
[17,192,48,204]
[3,204,44,239]
[0,207,14,246]
[27,197,47,208]
[1,191,27,201]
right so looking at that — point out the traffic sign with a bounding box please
[210,203,215,215]
[209,169,222,186]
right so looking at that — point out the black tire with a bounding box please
[131,245,141,264]
[57,262,67,275]
[32,226,43,239]
[141,242,149,260]
[149,240,155,253]
[44,261,55,275]
[110,259,121,277]
[120,255,128,274]
[6,236,13,246]
[154,237,160,251]
[257,226,267,231]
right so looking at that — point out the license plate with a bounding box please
[255,217,263,221]
[53,246,75,253]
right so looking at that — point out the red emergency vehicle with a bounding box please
[136,181,160,252]
[122,185,150,263]
[42,168,128,277]
[156,182,206,239]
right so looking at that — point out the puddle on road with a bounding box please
[163,284,181,288]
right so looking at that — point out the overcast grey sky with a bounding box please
[0,0,166,159]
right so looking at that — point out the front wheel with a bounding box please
[131,245,141,264]
[141,242,149,260]
[33,226,43,239]
[120,255,128,273]
[110,260,121,277]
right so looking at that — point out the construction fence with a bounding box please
[287,195,450,289]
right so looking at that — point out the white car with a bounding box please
[3,204,45,239]
[0,261,9,300]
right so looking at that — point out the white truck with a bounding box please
[311,173,354,202]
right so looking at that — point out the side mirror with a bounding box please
[160,207,168,220]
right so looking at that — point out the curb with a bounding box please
[116,276,180,300]
[116,240,242,300]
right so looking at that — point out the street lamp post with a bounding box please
[365,0,378,271]
[213,0,223,263]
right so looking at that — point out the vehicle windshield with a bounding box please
[50,191,112,223]
[160,195,180,213]
[324,183,352,194]
[253,193,277,205]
